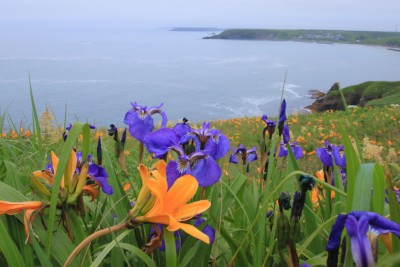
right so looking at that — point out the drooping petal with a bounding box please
[332,146,346,168]
[94,177,114,195]
[144,128,179,158]
[345,215,374,267]
[279,145,288,157]
[173,121,191,139]
[24,209,37,243]
[194,217,215,244]
[212,133,230,160]
[246,147,258,162]
[229,154,238,164]
[326,214,348,251]
[316,147,333,167]
[351,211,400,237]
[179,222,210,244]
[191,157,221,187]
[292,145,304,160]
[82,185,99,201]
[0,201,42,215]
[124,110,154,143]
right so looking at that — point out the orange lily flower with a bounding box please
[134,162,211,244]
[0,200,43,242]
[0,201,42,215]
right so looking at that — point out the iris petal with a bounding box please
[191,157,221,187]
[144,128,179,158]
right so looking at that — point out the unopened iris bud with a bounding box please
[97,137,103,165]
[299,175,315,193]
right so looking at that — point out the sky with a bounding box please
[1,0,399,31]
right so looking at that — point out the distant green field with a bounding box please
[205,29,400,47]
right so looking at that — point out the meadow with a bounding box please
[0,87,399,267]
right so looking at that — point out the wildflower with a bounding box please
[32,150,113,201]
[124,102,167,143]
[316,140,345,168]
[134,162,211,244]
[0,201,43,241]
[144,128,222,187]
[326,211,400,267]
[187,122,230,160]
[261,114,277,140]
[229,144,258,165]
[279,142,303,160]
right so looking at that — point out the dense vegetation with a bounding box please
[205,29,400,48]
[0,85,399,267]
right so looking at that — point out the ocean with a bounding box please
[1,28,399,127]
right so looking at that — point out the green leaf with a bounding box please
[339,123,361,212]
[164,227,177,267]
[372,164,385,215]
[45,122,90,256]
[352,163,375,211]
[0,218,27,267]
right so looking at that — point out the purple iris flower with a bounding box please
[186,122,230,160]
[262,114,277,128]
[262,114,277,140]
[326,211,400,267]
[316,140,345,168]
[172,118,192,140]
[124,102,168,143]
[144,128,222,187]
[279,142,303,160]
[229,144,258,165]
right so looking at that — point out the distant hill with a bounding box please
[306,81,400,112]
[171,27,223,32]
[204,29,400,48]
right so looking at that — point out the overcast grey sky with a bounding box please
[1,0,399,31]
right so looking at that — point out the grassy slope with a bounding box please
[327,81,400,107]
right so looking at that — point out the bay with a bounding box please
[0,28,399,127]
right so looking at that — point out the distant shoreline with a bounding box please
[203,29,400,49]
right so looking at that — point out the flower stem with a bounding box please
[63,221,128,267]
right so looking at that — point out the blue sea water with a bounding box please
[0,28,399,127]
